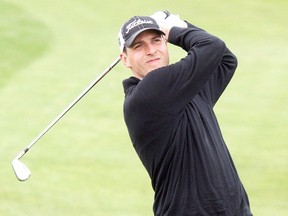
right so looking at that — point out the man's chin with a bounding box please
[150,64,165,72]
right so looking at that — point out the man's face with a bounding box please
[120,30,169,79]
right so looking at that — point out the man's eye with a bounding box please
[132,44,142,49]
[153,38,162,43]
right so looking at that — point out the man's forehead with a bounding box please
[131,30,163,44]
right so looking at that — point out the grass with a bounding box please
[0,1,51,86]
[0,0,287,215]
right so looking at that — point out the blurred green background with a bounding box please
[0,0,287,215]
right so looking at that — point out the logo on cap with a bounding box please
[118,16,164,52]
[125,19,154,34]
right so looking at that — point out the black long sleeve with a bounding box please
[122,22,252,216]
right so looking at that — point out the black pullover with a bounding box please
[122,22,253,216]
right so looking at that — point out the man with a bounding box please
[118,11,253,216]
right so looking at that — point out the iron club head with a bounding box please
[12,159,31,181]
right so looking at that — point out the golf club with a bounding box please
[12,57,120,181]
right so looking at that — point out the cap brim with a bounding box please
[124,28,165,48]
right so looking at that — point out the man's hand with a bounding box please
[151,11,187,40]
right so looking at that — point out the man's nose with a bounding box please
[146,43,156,55]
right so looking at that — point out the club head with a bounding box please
[12,159,31,181]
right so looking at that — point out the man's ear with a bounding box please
[120,53,131,68]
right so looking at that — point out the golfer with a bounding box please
[118,11,253,216]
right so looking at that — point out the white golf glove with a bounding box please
[150,10,171,21]
[150,11,187,37]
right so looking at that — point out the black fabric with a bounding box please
[122,22,253,216]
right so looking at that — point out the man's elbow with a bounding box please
[223,47,238,72]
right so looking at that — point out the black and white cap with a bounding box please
[118,16,165,52]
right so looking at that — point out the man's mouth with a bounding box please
[147,58,160,64]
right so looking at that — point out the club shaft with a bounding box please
[16,57,120,160]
